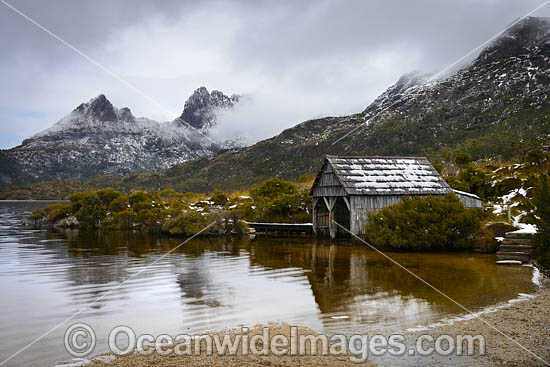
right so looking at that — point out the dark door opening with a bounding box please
[334,197,350,237]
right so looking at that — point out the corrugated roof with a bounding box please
[312,155,452,195]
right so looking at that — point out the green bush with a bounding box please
[249,178,311,223]
[75,193,107,229]
[210,190,229,206]
[163,211,210,236]
[365,194,481,250]
[524,149,545,167]
[528,175,550,274]
[455,151,473,166]
[45,202,71,222]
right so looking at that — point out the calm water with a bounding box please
[0,201,536,366]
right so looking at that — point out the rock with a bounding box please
[487,222,517,237]
[54,216,79,228]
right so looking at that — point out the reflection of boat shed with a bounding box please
[310,156,482,239]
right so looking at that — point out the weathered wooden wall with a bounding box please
[312,163,347,197]
[350,195,404,235]
[454,192,483,208]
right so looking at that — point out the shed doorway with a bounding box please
[334,197,350,237]
[314,199,329,237]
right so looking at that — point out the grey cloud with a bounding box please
[1,0,549,148]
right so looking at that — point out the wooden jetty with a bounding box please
[245,222,313,237]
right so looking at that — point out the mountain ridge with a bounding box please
[2,16,550,197]
[0,87,240,188]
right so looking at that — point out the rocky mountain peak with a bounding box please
[179,87,239,130]
[74,94,117,122]
[117,107,135,122]
[475,16,550,66]
[364,71,431,114]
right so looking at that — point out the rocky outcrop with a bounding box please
[180,87,239,131]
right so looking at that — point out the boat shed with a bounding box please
[310,155,483,239]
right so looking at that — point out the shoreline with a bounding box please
[58,277,550,367]
[403,277,550,366]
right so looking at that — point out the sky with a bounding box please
[1,0,549,148]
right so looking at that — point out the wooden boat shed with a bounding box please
[310,155,482,239]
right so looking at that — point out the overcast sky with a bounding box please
[1,0,549,148]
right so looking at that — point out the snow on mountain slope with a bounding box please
[0,88,239,187]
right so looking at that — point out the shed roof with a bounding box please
[311,155,452,196]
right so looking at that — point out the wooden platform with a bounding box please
[245,222,313,236]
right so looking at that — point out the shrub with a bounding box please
[28,209,47,226]
[524,149,545,167]
[45,202,71,222]
[455,151,473,166]
[163,211,210,236]
[96,188,122,207]
[365,194,481,250]
[473,225,500,253]
[528,175,550,274]
[210,190,229,206]
[248,178,312,223]
[75,193,107,229]
[250,178,297,202]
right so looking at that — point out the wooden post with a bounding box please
[324,197,337,239]
[312,197,318,236]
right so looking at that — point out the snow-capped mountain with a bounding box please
[93,16,550,193]
[2,17,550,196]
[0,88,239,187]
[180,87,240,132]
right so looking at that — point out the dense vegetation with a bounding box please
[528,175,550,274]
[364,194,482,250]
[28,177,314,236]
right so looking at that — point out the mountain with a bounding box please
[88,16,550,193]
[0,87,239,188]
[2,17,550,198]
[180,87,240,132]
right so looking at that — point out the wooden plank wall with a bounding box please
[350,195,403,235]
[455,193,483,208]
[312,164,347,197]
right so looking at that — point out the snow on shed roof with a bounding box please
[312,156,452,196]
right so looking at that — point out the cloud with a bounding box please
[1,0,549,148]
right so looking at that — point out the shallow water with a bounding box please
[0,201,536,366]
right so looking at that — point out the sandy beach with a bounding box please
[78,276,550,367]
[404,277,550,366]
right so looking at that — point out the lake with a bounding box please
[0,201,537,366]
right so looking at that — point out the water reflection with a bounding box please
[0,201,536,367]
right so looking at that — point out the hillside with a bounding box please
[2,17,550,198]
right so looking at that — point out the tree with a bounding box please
[75,193,106,229]
[248,178,311,223]
[250,178,297,201]
[365,194,481,250]
[529,175,550,273]
[525,149,545,168]
[455,151,473,166]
